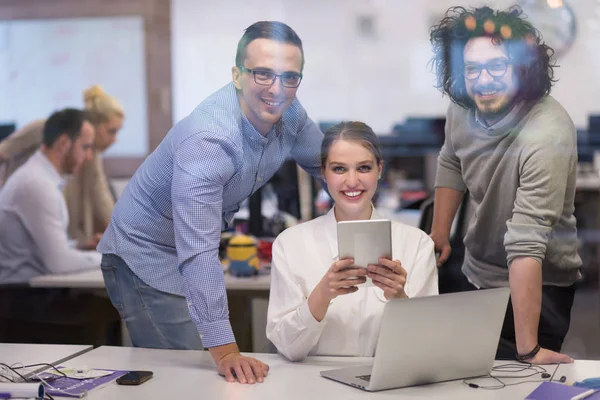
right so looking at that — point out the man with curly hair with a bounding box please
[429,6,580,364]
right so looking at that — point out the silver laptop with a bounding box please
[320,287,510,392]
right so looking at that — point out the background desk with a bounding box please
[55,345,577,399]
[29,270,272,352]
[29,270,271,291]
[0,343,92,375]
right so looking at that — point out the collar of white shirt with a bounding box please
[323,204,383,260]
[31,150,66,191]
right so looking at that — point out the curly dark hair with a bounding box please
[429,5,556,109]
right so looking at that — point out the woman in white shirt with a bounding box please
[266,121,438,361]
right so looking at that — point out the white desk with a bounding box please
[0,343,92,373]
[29,269,271,291]
[54,346,575,399]
[556,360,600,384]
[577,174,600,191]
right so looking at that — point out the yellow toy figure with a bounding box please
[227,234,259,277]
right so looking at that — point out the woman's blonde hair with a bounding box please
[320,121,382,169]
[83,84,125,125]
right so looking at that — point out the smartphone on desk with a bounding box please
[116,370,153,385]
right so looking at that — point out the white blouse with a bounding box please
[266,207,438,361]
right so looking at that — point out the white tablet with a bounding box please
[337,219,392,269]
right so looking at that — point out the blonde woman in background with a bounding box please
[65,85,124,248]
[0,85,124,249]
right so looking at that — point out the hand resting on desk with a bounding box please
[527,347,574,365]
[210,343,269,384]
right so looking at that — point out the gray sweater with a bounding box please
[436,96,582,288]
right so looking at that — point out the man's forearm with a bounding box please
[509,256,542,354]
[431,187,464,237]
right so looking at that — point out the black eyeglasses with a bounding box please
[238,66,303,88]
[464,59,511,80]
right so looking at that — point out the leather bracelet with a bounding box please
[516,343,541,362]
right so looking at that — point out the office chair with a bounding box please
[418,196,435,234]
[418,192,468,241]
[419,193,470,294]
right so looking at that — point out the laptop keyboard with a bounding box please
[356,375,371,382]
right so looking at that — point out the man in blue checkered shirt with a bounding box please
[98,21,324,384]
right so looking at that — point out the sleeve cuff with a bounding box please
[435,165,466,192]
[197,319,236,348]
[296,300,327,331]
[504,221,550,267]
[507,253,543,268]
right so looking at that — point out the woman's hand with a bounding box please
[308,258,367,321]
[77,233,103,250]
[367,257,408,300]
[318,258,367,301]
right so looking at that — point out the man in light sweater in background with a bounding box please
[0,109,119,345]
[428,6,581,364]
[0,108,100,282]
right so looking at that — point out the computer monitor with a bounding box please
[391,117,445,146]
[589,115,600,133]
[0,123,16,142]
[318,121,341,134]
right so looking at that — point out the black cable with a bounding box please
[492,362,548,374]
[0,363,28,382]
[463,362,556,390]
[0,361,65,385]
[1,361,81,400]
[12,363,68,378]
[0,372,15,382]
[549,362,560,382]
[1,361,66,399]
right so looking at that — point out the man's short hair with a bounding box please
[42,108,88,147]
[235,21,304,71]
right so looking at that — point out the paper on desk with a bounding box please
[526,382,600,399]
[35,368,128,398]
[45,367,114,380]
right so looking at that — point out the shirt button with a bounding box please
[257,177,262,183]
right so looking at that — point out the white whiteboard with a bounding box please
[0,16,148,157]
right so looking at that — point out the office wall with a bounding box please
[0,17,148,157]
[172,0,600,132]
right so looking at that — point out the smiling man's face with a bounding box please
[232,38,303,135]
[464,36,519,118]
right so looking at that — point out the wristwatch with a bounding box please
[516,343,541,362]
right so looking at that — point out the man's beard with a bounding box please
[471,82,517,119]
[62,152,77,175]
[476,96,513,116]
